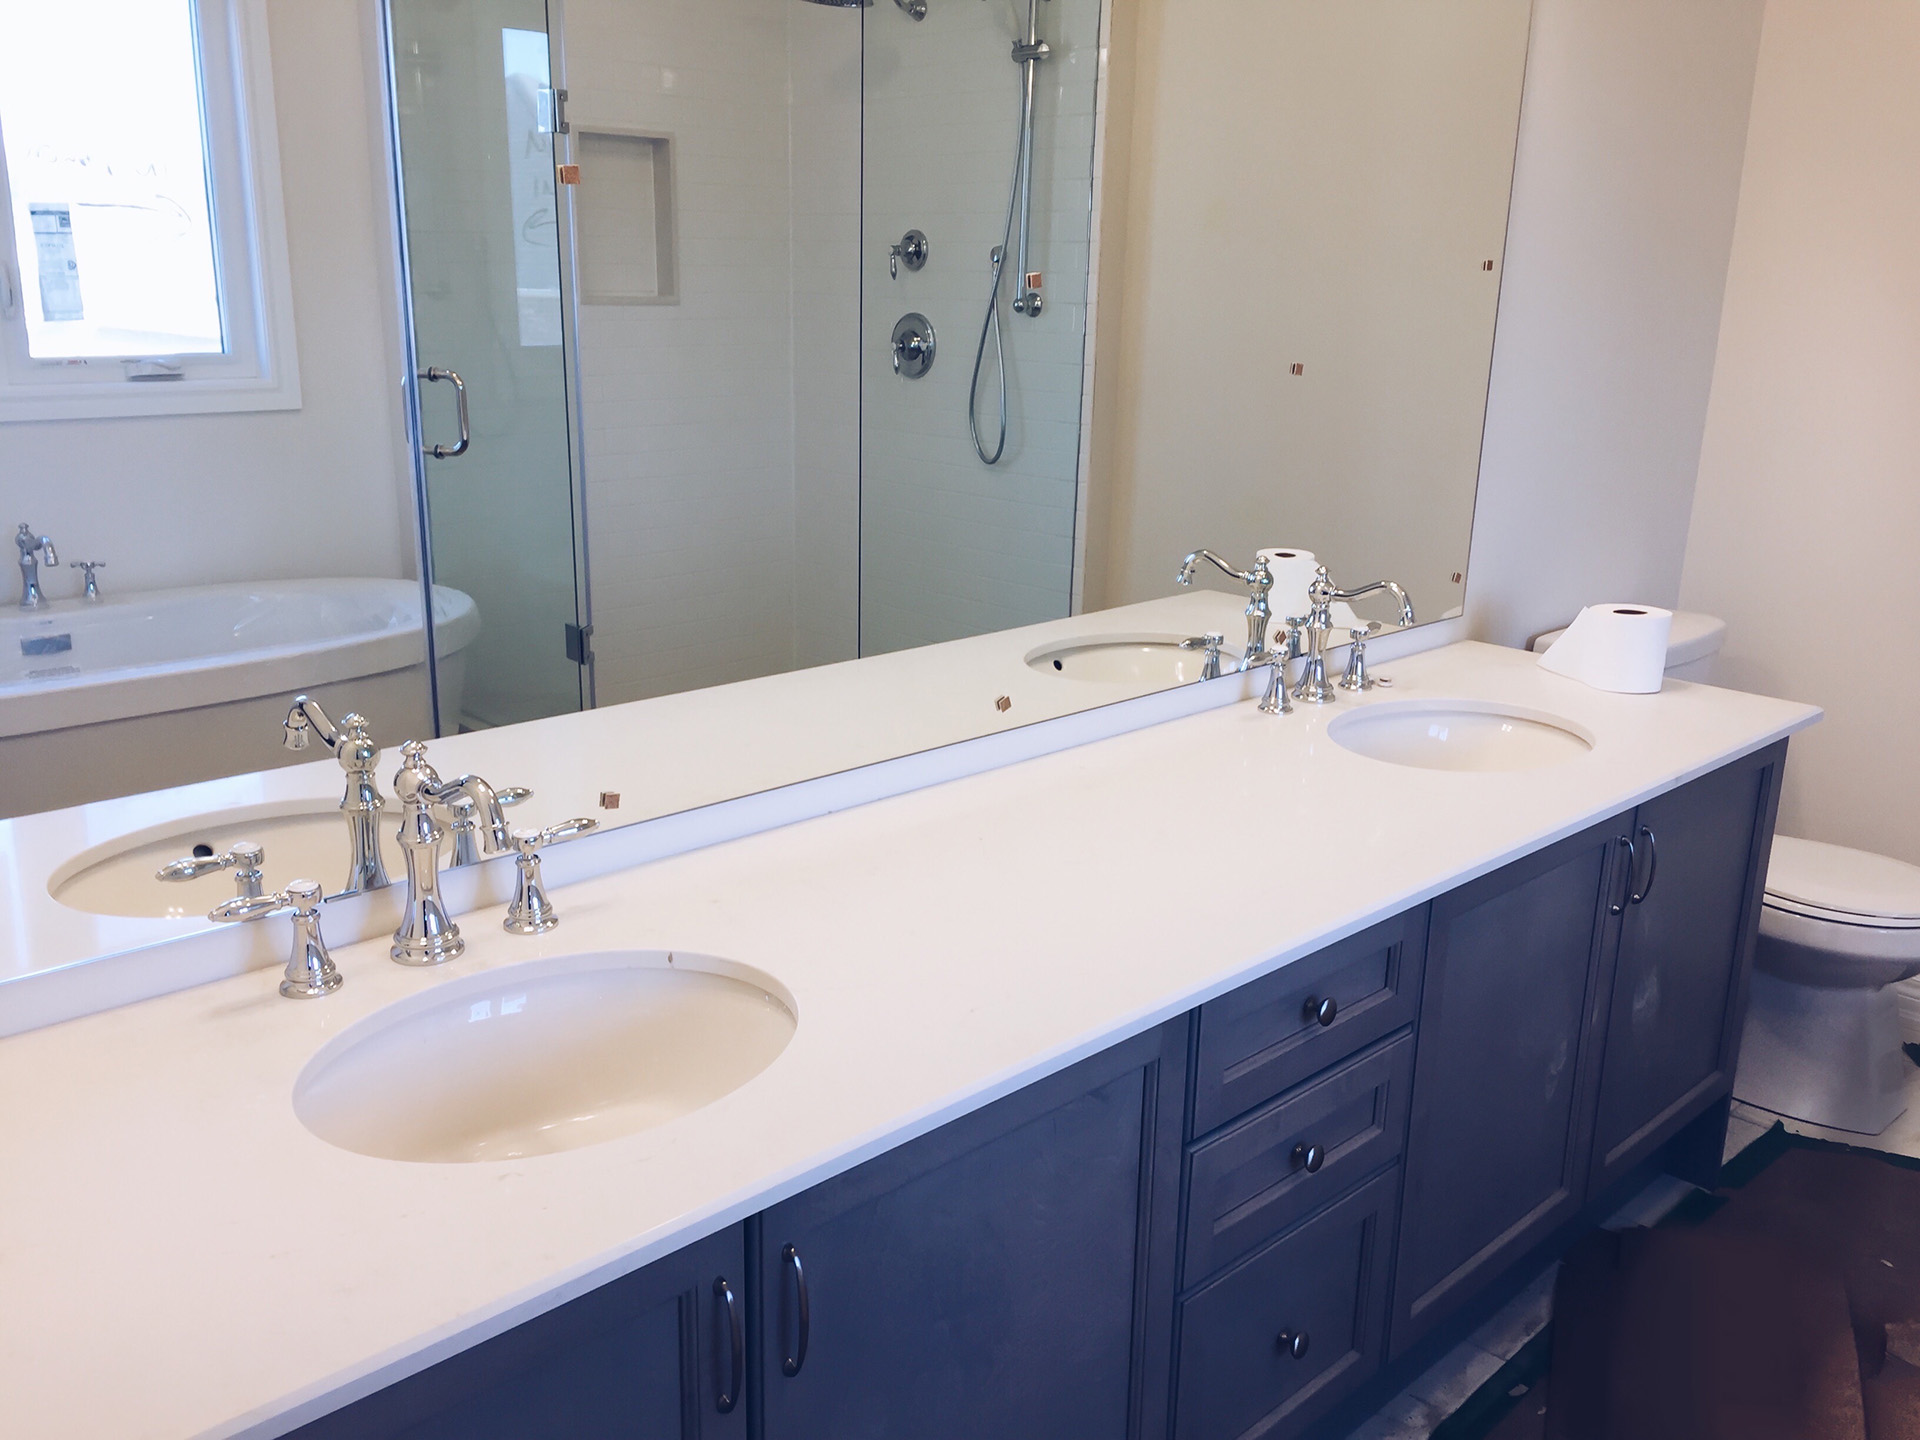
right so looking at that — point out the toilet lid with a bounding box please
[1764,836,1920,928]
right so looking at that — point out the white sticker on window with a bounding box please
[29,204,82,323]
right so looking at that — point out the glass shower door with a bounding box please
[389,0,586,731]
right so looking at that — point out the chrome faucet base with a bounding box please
[392,914,466,966]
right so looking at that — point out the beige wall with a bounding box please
[1463,0,1765,649]
[0,2,415,596]
[1091,0,1531,621]
[1679,0,1920,864]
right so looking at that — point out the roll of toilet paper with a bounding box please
[1537,603,1673,694]
[1257,547,1366,630]
[1256,547,1319,621]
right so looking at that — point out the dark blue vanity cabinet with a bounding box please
[1585,743,1784,1194]
[757,1019,1188,1440]
[1171,909,1428,1440]
[286,1222,749,1440]
[288,748,1784,1440]
[1391,741,1787,1362]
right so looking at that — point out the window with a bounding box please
[0,0,298,420]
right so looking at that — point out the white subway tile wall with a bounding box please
[859,0,1101,654]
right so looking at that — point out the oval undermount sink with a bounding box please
[1328,701,1594,773]
[50,802,406,918]
[294,951,796,1164]
[1025,634,1239,686]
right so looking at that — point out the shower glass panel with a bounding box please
[859,0,1101,655]
[389,0,586,731]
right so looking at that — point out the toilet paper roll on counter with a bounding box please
[1537,603,1673,693]
[1256,547,1364,629]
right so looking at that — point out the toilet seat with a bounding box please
[1764,837,1920,926]
[1757,837,1920,986]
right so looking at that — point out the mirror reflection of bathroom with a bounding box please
[0,0,1530,825]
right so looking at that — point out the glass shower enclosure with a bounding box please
[383,0,1101,728]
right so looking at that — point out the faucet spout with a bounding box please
[285,695,390,896]
[15,523,58,609]
[1176,548,1277,669]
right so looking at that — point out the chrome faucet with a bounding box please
[1295,566,1415,704]
[1176,550,1278,670]
[284,696,390,897]
[15,523,58,609]
[389,740,515,965]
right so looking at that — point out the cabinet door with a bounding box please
[758,1021,1188,1440]
[1390,816,1626,1358]
[1588,743,1786,1192]
[288,1224,749,1440]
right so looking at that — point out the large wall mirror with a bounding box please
[0,0,1531,874]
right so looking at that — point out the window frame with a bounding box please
[0,0,299,422]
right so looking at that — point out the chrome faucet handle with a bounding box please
[157,840,266,900]
[1339,626,1379,692]
[209,878,343,999]
[1180,633,1228,681]
[504,819,600,935]
[1260,623,1296,715]
[67,560,105,600]
[497,787,533,807]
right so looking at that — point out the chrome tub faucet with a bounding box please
[284,696,391,897]
[15,523,58,609]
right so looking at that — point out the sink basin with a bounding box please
[1328,701,1593,773]
[294,951,796,1163]
[50,801,406,918]
[1026,634,1239,686]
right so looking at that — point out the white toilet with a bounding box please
[1735,839,1920,1134]
[1533,610,1920,1134]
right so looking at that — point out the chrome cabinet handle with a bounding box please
[1305,995,1338,1028]
[418,366,470,459]
[1610,834,1636,915]
[1292,1142,1324,1174]
[713,1276,743,1413]
[780,1243,810,1377]
[1629,825,1659,905]
[1277,1329,1310,1359]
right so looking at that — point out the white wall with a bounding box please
[1464,0,1766,649]
[0,2,414,597]
[1678,0,1920,864]
[1092,0,1531,621]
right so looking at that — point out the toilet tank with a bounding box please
[1529,610,1727,683]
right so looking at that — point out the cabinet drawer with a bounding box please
[1183,1031,1413,1283]
[1192,907,1427,1137]
[1173,1167,1398,1440]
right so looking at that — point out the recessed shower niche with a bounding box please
[574,128,677,306]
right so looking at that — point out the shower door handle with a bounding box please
[418,366,471,459]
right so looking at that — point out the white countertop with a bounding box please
[0,589,1267,1035]
[0,641,1818,1439]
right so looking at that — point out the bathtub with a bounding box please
[0,579,479,818]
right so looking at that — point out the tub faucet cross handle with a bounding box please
[67,560,105,601]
